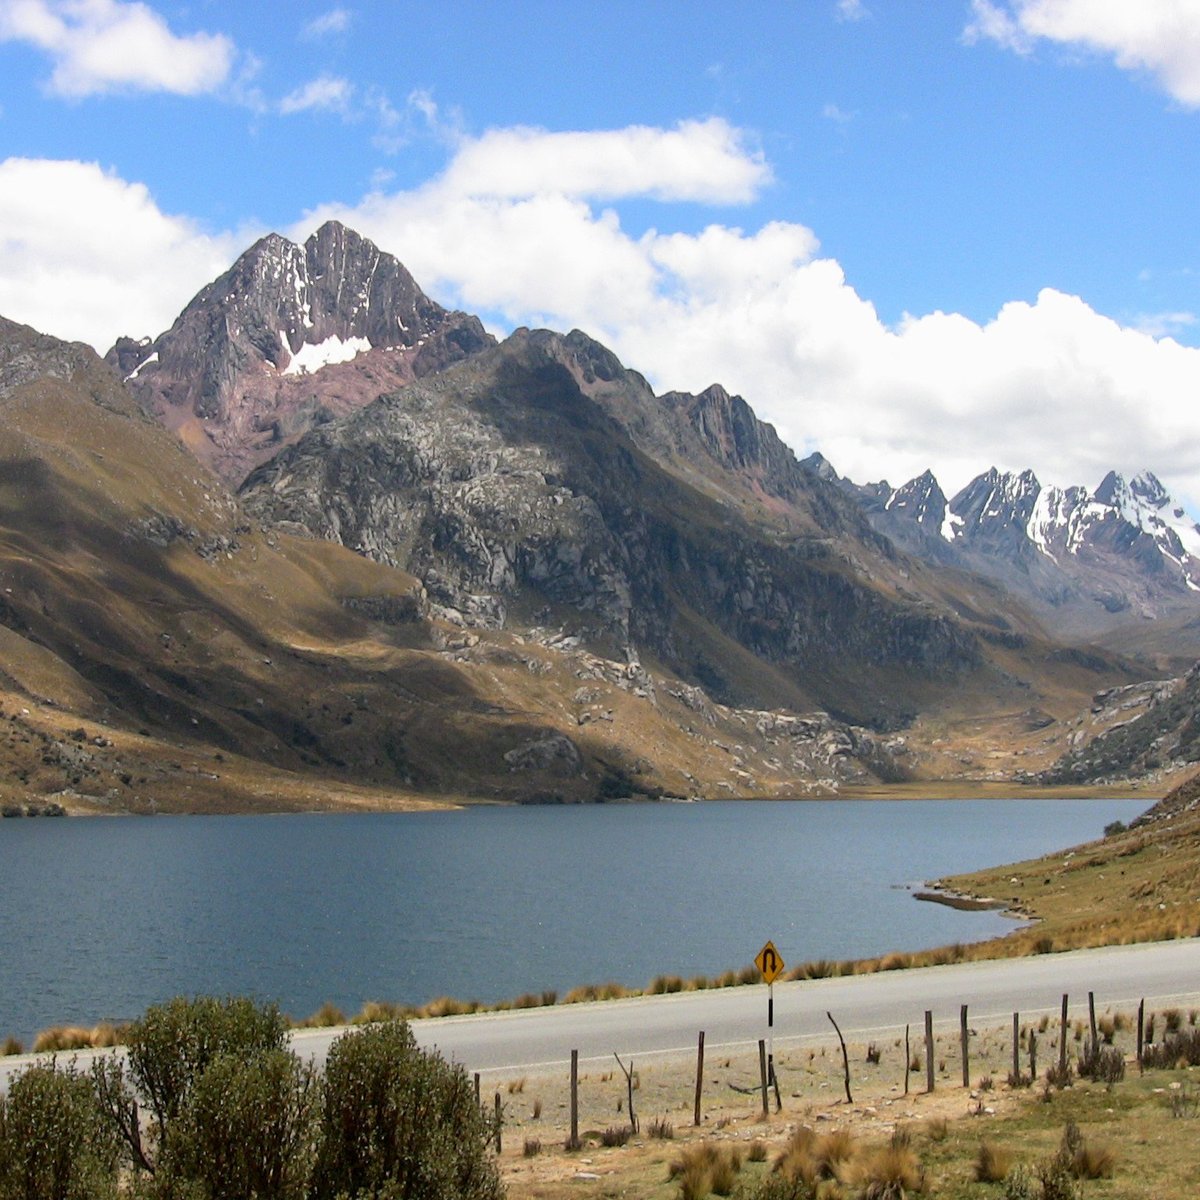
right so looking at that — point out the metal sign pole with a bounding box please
[768,980,775,1087]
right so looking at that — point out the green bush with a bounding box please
[312,1020,501,1200]
[0,1061,118,1200]
[93,995,291,1179]
[162,1049,318,1200]
[125,995,288,1131]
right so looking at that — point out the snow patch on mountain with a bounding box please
[281,334,371,376]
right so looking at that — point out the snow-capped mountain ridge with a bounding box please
[825,458,1200,642]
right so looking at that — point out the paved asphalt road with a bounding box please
[4,940,1197,1092]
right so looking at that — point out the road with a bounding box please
[4,940,1197,1092]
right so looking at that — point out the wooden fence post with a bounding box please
[924,1010,935,1093]
[1059,994,1069,1075]
[474,1072,480,1106]
[960,1004,970,1088]
[828,1012,852,1104]
[1088,991,1098,1058]
[568,1050,580,1150]
[494,1093,502,1153]
[1029,1029,1037,1080]
[694,1031,705,1126]
[1137,999,1145,1072]
[1012,1012,1020,1082]
[904,1023,910,1097]
[758,1040,769,1117]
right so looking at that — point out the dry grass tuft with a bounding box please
[32,1025,93,1052]
[975,1140,1013,1183]
[507,1076,526,1095]
[88,1022,124,1048]
[353,1000,406,1024]
[298,1000,346,1028]
[923,1117,948,1143]
[2,1036,24,1056]
[523,1137,542,1158]
[854,1143,923,1198]
[1071,1140,1116,1180]
[670,1142,744,1199]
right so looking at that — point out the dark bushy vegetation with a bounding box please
[0,1061,118,1200]
[1142,1026,1200,1069]
[2,997,502,1200]
[312,1019,502,1200]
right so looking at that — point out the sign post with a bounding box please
[754,939,785,1109]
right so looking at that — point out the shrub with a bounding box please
[1078,1043,1124,1083]
[162,1049,318,1200]
[600,1126,630,1147]
[1070,1141,1115,1180]
[1044,1061,1073,1090]
[1103,819,1127,837]
[975,1140,1012,1183]
[1142,1027,1200,1069]
[648,1116,674,1140]
[125,995,288,1131]
[312,1019,501,1200]
[0,1061,119,1200]
[522,1138,541,1158]
[865,1043,881,1065]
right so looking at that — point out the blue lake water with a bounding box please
[0,798,1144,1043]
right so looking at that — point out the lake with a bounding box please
[0,797,1144,1044]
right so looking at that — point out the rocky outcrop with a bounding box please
[108,221,492,484]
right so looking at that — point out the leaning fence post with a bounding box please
[960,1004,970,1088]
[1059,993,1069,1075]
[758,1039,769,1117]
[925,1010,935,1093]
[694,1031,705,1126]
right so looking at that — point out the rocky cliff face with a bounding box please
[108,221,492,484]
[240,328,983,727]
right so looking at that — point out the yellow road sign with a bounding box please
[755,940,785,984]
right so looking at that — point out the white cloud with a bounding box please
[836,0,868,21]
[295,119,1200,501]
[301,7,351,39]
[438,119,772,203]
[279,73,352,115]
[7,124,1200,508]
[0,0,235,97]
[966,0,1200,107]
[0,157,241,347]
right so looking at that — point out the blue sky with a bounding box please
[3,1,1200,503]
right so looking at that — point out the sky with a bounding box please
[2,1,1200,505]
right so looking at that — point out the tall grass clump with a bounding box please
[975,1140,1013,1183]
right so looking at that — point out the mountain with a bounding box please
[107,221,492,485]
[833,462,1200,655]
[0,312,951,810]
[236,323,1134,734]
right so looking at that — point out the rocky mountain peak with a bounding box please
[109,221,492,484]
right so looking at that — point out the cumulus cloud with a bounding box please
[437,118,772,203]
[0,0,235,97]
[0,157,242,346]
[6,122,1200,506]
[279,73,352,115]
[966,0,1200,108]
[296,119,1200,500]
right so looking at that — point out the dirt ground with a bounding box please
[484,1016,1043,1197]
